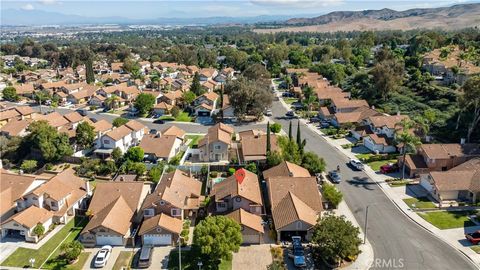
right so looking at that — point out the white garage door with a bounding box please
[96,235,123,246]
[242,234,260,244]
[143,234,172,246]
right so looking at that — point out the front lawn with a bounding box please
[2,217,87,269]
[418,211,476,229]
[113,251,134,270]
[159,112,192,122]
[283,97,298,104]
[186,135,204,148]
[471,246,480,254]
[168,250,232,270]
[368,159,397,171]
[403,197,436,209]
[66,252,91,270]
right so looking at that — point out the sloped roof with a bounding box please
[0,118,32,136]
[91,119,113,133]
[211,169,263,206]
[1,205,53,229]
[0,171,38,217]
[262,161,310,179]
[162,125,186,138]
[367,114,409,129]
[30,168,87,202]
[104,125,132,141]
[125,120,145,132]
[138,213,183,235]
[82,196,133,236]
[240,133,279,160]
[63,111,83,123]
[33,112,69,128]
[198,123,234,147]
[272,192,318,229]
[430,158,480,192]
[139,134,178,159]
[226,208,264,233]
[420,144,480,160]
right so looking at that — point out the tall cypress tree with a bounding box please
[288,121,292,140]
[86,59,95,84]
[296,120,301,146]
[266,121,271,153]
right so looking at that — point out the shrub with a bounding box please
[45,163,53,170]
[228,168,236,176]
[322,184,343,209]
[33,224,45,237]
[270,123,282,133]
[171,106,180,118]
[61,241,84,262]
[20,160,37,173]
[245,162,257,173]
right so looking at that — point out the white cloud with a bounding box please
[21,4,35,10]
[250,0,344,7]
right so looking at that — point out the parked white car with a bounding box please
[94,245,112,268]
[349,159,364,171]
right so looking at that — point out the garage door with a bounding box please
[143,234,172,246]
[96,235,123,246]
[242,234,260,244]
[197,111,210,117]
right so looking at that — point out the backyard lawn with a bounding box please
[418,211,476,229]
[168,250,232,270]
[2,217,87,269]
[403,197,437,209]
[113,251,134,270]
[186,135,204,148]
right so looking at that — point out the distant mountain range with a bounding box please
[255,3,480,33]
[0,9,300,26]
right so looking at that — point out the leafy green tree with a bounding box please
[132,162,146,176]
[20,160,37,173]
[125,146,144,162]
[75,121,96,149]
[225,77,272,119]
[312,215,361,265]
[181,91,196,106]
[85,59,95,84]
[22,121,73,162]
[461,76,480,142]
[242,63,271,81]
[193,216,242,263]
[171,106,180,118]
[270,123,282,133]
[148,163,165,183]
[104,95,119,110]
[98,160,117,176]
[396,119,421,179]
[112,117,128,127]
[267,150,283,167]
[245,162,257,173]
[370,58,404,101]
[296,121,303,151]
[33,224,45,237]
[322,184,343,208]
[61,240,84,262]
[301,152,326,174]
[190,72,204,96]
[288,121,292,140]
[134,93,155,116]
[2,86,19,101]
[111,147,123,163]
[278,136,302,165]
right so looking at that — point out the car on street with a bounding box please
[282,92,294,97]
[328,170,342,183]
[380,163,399,173]
[76,108,88,116]
[286,111,295,117]
[94,245,112,268]
[466,231,480,245]
[102,107,109,112]
[264,109,273,116]
[349,159,364,170]
[153,119,165,124]
[137,245,154,268]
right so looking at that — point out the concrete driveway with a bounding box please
[0,243,18,264]
[148,246,173,270]
[232,244,272,270]
[84,247,121,270]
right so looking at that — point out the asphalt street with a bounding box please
[26,102,478,269]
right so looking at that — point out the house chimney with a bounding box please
[397,111,400,116]
[120,176,125,181]
[460,138,466,145]
[85,181,92,195]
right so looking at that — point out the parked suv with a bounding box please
[349,159,364,171]
[137,245,154,268]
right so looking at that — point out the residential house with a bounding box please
[0,106,35,127]
[99,125,133,154]
[111,62,124,73]
[33,112,70,130]
[91,120,114,149]
[125,120,146,145]
[159,90,183,106]
[226,208,264,244]
[153,102,173,116]
[0,118,32,137]
[239,130,279,163]
[262,161,311,180]
[222,94,235,119]
[138,213,183,246]
[67,85,97,104]
[139,134,183,162]
[80,181,149,247]
[198,123,234,162]
[13,83,35,98]
[266,176,323,241]
[420,158,480,203]
[400,143,480,178]
[1,206,53,243]
[161,125,186,141]
[194,92,219,116]
[199,68,218,81]
[201,80,218,92]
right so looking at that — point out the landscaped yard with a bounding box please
[284,97,298,105]
[186,135,204,148]
[113,251,134,270]
[368,159,397,171]
[168,250,232,270]
[2,217,87,269]
[471,246,480,254]
[403,197,437,209]
[418,211,476,229]
[160,112,192,122]
[66,252,91,270]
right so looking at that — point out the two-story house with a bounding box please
[198,123,234,162]
[400,143,480,178]
[239,130,279,164]
[139,134,183,162]
[139,169,202,246]
[98,120,146,154]
[194,91,219,116]
[80,181,149,247]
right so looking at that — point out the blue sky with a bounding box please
[1,0,477,18]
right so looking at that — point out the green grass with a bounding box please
[66,252,91,270]
[470,246,480,254]
[418,211,476,229]
[355,153,374,161]
[284,97,298,104]
[367,159,397,171]
[112,251,134,270]
[2,217,87,269]
[186,135,204,148]
[168,250,232,270]
[160,112,192,122]
[403,197,437,209]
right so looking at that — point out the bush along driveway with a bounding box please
[1,217,87,269]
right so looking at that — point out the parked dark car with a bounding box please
[137,245,154,268]
[380,163,399,173]
[466,231,480,245]
[76,108,88,116]
[328,170,342,183]
[153,119,165,124]
[286,111,295,117]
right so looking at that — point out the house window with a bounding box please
[103,139,110,144]
[235,197,241,202]
[50,201,57,207]
[296,221,302,230]
[171,209,181,216]
[217,202,226,208]
[144,209,154,217]
[214,145,221,150]
[160,201,165,205]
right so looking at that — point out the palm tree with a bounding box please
[150,71,161,91]
[104,95,119,110]
[396,119,421,179]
